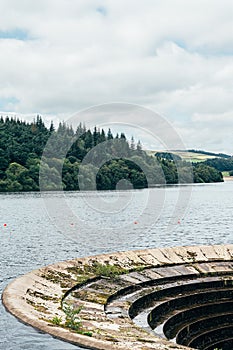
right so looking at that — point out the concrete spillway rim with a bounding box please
[2,244,233,350]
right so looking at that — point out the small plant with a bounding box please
[91,262,128,277]
[49,304,92,336]
[63,304,83,331]
[51,316,62,325]
[82,331,92,337]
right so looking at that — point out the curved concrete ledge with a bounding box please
[2,244,233,350]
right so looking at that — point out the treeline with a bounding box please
[187,149,231,159]
[0,116,223,192]
[203,157,233,172]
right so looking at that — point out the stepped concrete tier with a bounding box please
[2,244,233,350]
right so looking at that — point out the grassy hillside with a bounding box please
[146,150,230,163]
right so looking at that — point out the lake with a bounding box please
[1,182,232,349]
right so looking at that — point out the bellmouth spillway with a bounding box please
[2,244,233,350]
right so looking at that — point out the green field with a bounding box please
[146,150,224,163]
[222,171,230,177]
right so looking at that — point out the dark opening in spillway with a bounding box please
[105,261,233,350]
[147,279,233,350]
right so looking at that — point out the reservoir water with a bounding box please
[0,182,233,349]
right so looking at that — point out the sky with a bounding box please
[0,0,233,153]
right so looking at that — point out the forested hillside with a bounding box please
[203,157,233,172]
[0,116,223,191]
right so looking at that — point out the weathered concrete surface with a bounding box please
[2,244,233,350]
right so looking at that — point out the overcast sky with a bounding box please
[0,0,233,153]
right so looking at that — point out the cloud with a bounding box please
[0,0,233,152]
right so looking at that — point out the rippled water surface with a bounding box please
[0,182,232,349]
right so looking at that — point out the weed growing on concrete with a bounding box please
[51,316,62,325]
[63,304,83,331]
[49,304,92,337]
